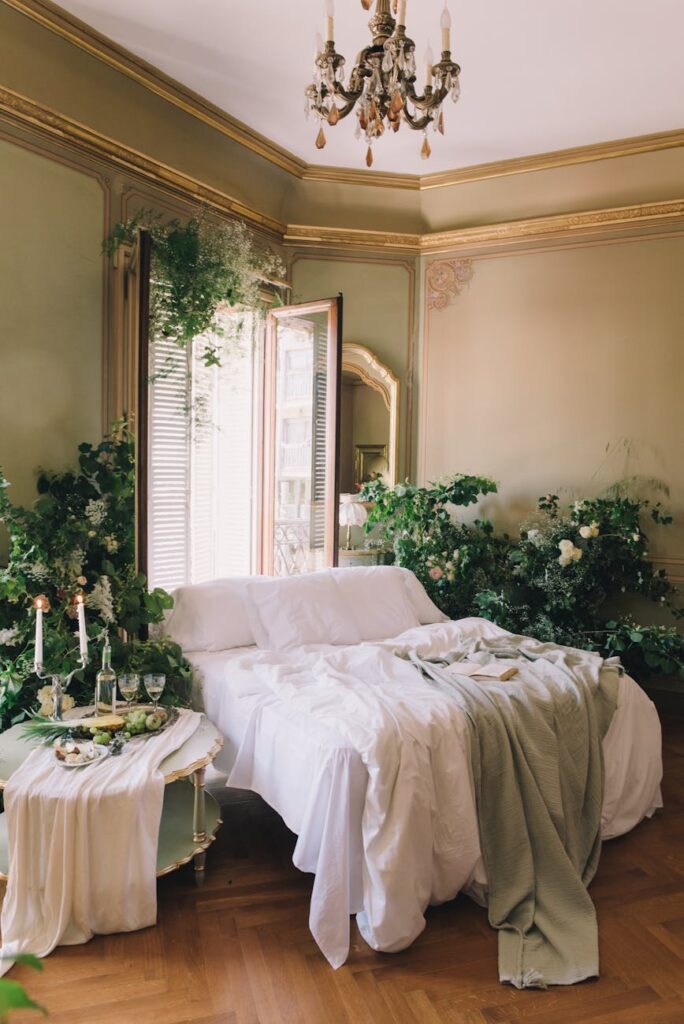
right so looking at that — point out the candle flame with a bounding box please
[74,592,85,605]
[33,595,49,612]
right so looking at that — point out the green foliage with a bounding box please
[0,955,45,1021]
[104,211,285,366]
[0,424,192,730]
[361,477,684,682]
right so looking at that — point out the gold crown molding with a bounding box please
[285,199,684,256]
[284,225,422,254]
[0,85,286,240]
[4,0,683,193]
[2,0,307,179]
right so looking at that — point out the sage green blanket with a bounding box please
[409,636,620,989]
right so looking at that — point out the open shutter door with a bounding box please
[146,336,191,592]
[263,297,342,575]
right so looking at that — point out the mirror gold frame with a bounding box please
[341,343,400,486]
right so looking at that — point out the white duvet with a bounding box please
[202,618,663,968]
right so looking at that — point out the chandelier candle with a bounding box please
[74,592,88,661]
[306,0,460,166]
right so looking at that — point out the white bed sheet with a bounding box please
[188,624,663,968]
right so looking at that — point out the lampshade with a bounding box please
[339,494,368,528]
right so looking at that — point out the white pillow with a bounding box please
[165,578,256,652]
[330,566,421,641]
[397,567,449,624]
[246,573,361,651]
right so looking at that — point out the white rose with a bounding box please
[527,529,539,541]
[632,533,640,543]
[558,554,572,567]
[579,526,592,539]
[558,539,574,554]
[571,547,583,561]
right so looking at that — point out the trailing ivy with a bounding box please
[104,211,285,366]
[362,476,684,683]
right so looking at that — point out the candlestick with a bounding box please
[425,44,434,87]
[33,595,46,671]
[325,0,334,42]
[75,593,88,661]
[440,2,451,52]
[397,0,407,27]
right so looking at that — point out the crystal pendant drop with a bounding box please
[421,135,432,160]
[355,120,362,139]
[328,103,340,126]
[315,126,327,149]
[392,116,400,133]
[382,49,393,73]
[451,78,461,103]
[391,90,403,114]
[437,110,445,134]
[366,145,374,168]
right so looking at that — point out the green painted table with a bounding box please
[0,713,223,883]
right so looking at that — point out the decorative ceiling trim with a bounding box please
[0,85,286,239]
[285,199,684,255]
[4,0,684,192]
[2,84,682,259]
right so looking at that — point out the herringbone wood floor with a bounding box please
[7,709,684,1024]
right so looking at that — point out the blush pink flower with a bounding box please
[429,566,443,580]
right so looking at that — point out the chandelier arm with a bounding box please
[405,81,447,111]
[402,108,432,131]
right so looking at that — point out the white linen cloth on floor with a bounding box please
[191,619,662,969]
[0,708,201,972]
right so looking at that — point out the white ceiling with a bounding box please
[56,0,684,175]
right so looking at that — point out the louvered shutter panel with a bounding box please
[189,349,217,584]
[147,338,190,591]
[310,321,328,562]
[215,314,258,576]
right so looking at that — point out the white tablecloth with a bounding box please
[0,708,200,971]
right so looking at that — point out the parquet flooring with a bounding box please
[7,709,684,1024]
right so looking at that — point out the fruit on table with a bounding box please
[93,732,111,745]
[145,714,162,731]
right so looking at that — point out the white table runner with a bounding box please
[0,708,201,972]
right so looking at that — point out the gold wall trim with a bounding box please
[286,199,684,256]
[0,85,286,240]
[4,0,683,193]
[2,0,307,179]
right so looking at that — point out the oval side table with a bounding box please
[0,712,223,884]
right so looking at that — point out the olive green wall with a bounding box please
[0,137,104,557]
[419,233,684,578]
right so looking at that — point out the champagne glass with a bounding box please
[144,673,166,713]
[118,673,140,707]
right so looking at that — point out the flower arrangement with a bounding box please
[362,476,684,681]
[0,423,192,730]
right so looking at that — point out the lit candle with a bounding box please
[325,0,334,42]
[33,595,46,670]
[425,44,434,87]
[398,0,407,27]
[440,2,451,52]
[75,593,88,661]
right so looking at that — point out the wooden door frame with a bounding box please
[261,296,342,575]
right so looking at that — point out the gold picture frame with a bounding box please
[355,444,389,488]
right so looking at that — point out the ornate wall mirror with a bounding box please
[339,343,399,492]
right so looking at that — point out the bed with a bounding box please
[165,567,663,973]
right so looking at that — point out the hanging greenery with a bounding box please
[362,475,684,683]
[0,423,192,730]
[104,210,286,366]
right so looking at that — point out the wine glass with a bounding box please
[118,673,140,708]
[144,673,166,713]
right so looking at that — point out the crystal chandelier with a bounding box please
[305,0,461,167]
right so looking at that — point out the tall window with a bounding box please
[146,298,341,591]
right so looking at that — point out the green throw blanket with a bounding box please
[408,636,620,989]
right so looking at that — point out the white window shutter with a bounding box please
[147,337,190,592]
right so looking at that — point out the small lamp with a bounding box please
[339,494,368,550]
